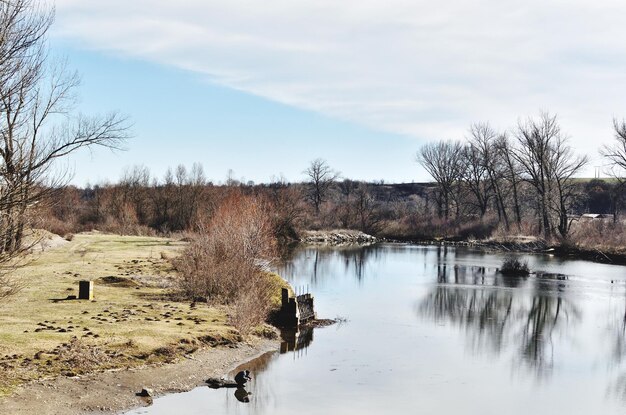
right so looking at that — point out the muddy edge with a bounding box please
[0,338,279,415]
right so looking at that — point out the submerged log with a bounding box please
[206,378,239,389]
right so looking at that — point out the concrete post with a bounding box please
[78,280,93,300]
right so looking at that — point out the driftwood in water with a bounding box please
[206,378,240,389]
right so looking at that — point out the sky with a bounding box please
[49,0,626,185]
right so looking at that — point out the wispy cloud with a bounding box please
[54,0,626,167]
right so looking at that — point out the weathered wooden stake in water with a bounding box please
[78,280,93,300]
[277,288,316,327]
[282,288,289,306]
[296,293,315,322]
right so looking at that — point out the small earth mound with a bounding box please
[97,276,140,288]
[23,229,70,252]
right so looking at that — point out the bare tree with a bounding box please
[416,141,464,219]
[303,158,339,213]
[461,138,491,218]
[267,176,304,244]
[513,114,556,238]
[0,1,130,264]
[338,179,358,227]
[550,137,588,237]
[494,133,523,229]
[352,183,381,233]
[120,165,150,226]
[466,123,512,227]
[601,118,626,222]
[513,113,587,239]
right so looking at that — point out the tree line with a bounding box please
[37,155,622,245]
[417,112,626,240]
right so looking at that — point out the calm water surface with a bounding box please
[126,244,626,414]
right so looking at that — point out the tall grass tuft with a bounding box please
[500,256,530,276]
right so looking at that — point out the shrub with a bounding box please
[229,280,274,335]
[38,215,76,238]
[568,219,626,254]
[500,256,530,276]
[175,194,278,334]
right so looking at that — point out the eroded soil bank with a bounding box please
[0,338,278,414]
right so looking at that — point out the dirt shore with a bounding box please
[0,338,278,414]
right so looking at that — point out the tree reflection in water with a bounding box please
[418,260,580,377]
[280,244,382,285]
[606,283,626,402]
[285,243,583,376]
[336,244,382,282]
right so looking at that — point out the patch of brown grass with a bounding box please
[568,220,626,254]
[56,337,111,374]
[0,233,238,397]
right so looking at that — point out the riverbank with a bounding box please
[0,232,284,414]
[299,225,626,266]
[385,234,626,265]
[0,338,278,414]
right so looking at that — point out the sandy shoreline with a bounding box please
[0,338,279,415]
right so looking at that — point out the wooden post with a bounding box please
[281,288,289,307]
[78,280,93,300]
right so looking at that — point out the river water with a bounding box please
[126,243,626,414]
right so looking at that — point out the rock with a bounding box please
[300,229,377,246]
[137,387,153,397]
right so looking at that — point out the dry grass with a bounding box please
[568,219,626,254]
[0,232,241,396]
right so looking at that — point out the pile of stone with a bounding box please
[300,230,377,246]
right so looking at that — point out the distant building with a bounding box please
[580,213,611,220]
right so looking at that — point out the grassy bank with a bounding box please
[0,232,284,397]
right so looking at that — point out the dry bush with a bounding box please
[175,194,277,334]
[378,212,498,241]
[268,184,304,245]
[37,215,76,237]
[500,256,530,276]
[375,212,440,240]
[489,219,542,241]
[569,219,626,253]
[455,216,498,240]
[229,277,274,335]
